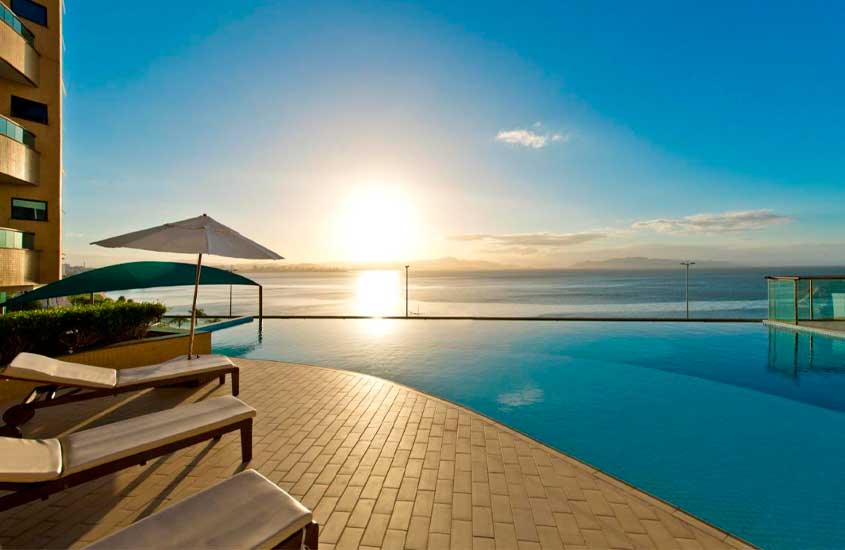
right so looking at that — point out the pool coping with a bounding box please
[764,319,845,340]
[244,357,759,549]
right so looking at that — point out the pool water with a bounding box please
[214,320,845,549]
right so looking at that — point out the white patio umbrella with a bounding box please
[92,214,283,358]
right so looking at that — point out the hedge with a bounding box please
[0,302,167,366]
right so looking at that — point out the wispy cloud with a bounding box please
[496,127,569,149]
[450,232,605,253]
[632,209,792,234]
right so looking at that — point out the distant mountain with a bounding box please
[218,257,515,273]
[219,262,345,273]
[571,257,740,270]
[366,257,515,271]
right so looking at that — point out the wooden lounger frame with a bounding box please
[0,366,239,438]
[0,417,252,512]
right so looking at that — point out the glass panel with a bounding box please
[11,0,47,27]
[797,279,811,320]
[810,280,845,320]
[0,228,34,249]
[0,2,35,46]
[0,116,36,148]
[767,279,797,322]
[11,198,47,221]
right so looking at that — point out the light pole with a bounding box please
[681,261,695,319]
[405,265,410,318]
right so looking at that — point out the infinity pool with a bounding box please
[213,320,845,549]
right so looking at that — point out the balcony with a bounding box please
[0,114,38,185]
[0,227,39,288]
[0,1,38,85]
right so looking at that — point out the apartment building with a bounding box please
[0,0,61,302]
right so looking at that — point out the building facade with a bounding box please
[0,0,61,302]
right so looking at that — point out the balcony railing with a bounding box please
[0,227,34,250]
[0,2,34,47]
[0,114,35,148]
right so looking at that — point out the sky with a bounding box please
[61,0,845,268]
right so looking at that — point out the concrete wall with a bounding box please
[0,17,39,85]
[0,0,62,288]
[0,132,38,185]
[0,332,213,406]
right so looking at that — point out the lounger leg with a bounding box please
[0,404,35,438]
[240,419,253,463]
[231,369,240,396]
[272,522,319,549]
[305,522,319,549]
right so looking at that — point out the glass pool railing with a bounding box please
[1,3,35,47]
[767,276,845,322]
[0,115,35,148]
[0,227,34,250]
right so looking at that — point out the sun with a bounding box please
[336,185,418,263]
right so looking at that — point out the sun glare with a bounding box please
[356,270,401,317]
[336,186,418,263]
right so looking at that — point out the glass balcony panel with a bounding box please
[0,115,36,148]
[0,228,34,250]
[0,3,34,46]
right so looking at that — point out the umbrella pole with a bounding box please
[187,253,203,359]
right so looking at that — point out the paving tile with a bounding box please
[360,512,390,547]
[0,359,752,550]
[472,506,495,538]
[406,516,432,549]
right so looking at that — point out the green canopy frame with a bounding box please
[0,261,263,323]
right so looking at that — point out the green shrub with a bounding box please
[66,293,112,306]
[0,301,167,366]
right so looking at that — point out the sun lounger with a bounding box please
[0,396,255,512]
[86,469,318,550]
[0,352,239,437]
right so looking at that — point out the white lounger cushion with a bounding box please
[4,353,117,388]
[0,437,63,483]
[60,396,255,475]
[86,470,312,550]
[116,355,233,387]
[2,353,233,389]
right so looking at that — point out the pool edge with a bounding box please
[234,357,760,549]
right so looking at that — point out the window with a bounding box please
[10,96,47,125]
[10,0,46,27]
[11,198,47,221]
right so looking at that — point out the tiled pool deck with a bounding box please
[0,359,754,549]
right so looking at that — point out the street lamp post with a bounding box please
[681,261,695,319]
[405,265,410,318]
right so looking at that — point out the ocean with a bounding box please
[109,266,845,319]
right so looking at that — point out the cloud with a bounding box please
[450,232,605,254]
[496,128,570,149]
[481,246,539,256]
[632,209,792,235]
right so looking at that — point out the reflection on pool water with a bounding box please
[213,320,845,549]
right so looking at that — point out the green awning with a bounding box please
[1,261,259,307]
